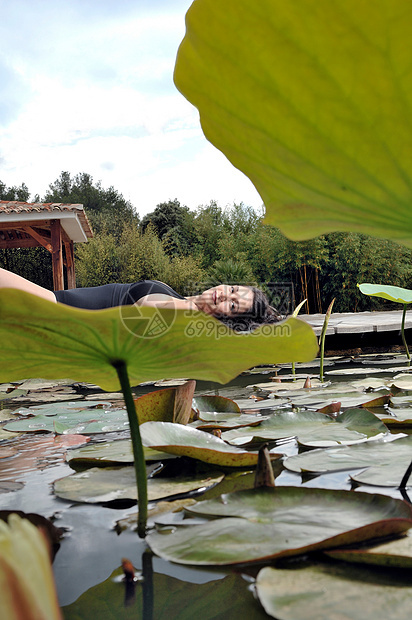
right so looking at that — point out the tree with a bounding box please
[141,199,196,256]
[43,172,138,239]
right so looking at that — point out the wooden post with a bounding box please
[50,219,64,291]
[65,240,76,289]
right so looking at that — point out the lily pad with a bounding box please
[66,439,175,466]
[147,487,412,565]
[174,0,412,246]
[221,409,387,448]
[379,407,412,427]
[140,422,282,467]
[250,379,323,392]
[53,467,224,503]
[192,395,241,414]
[190,412,268,430]
[4,407,129,435]
[325,530,412,568]
[284,435,412,475]
[256,561,412,620]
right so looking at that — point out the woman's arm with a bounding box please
[135,294,198,311]
[0,268,57,303]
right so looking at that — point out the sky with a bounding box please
[0,0,263,217]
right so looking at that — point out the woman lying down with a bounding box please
[0,268,282,332]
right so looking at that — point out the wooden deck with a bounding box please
[300,310,412,337]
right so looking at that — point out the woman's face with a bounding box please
[197,285,254,317]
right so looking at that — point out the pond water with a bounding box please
[0,353,411,619]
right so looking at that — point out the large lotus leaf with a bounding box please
[255,562,412,620]
[175,0,412,246]
[66,440,174,466]
[221,409,387,448]
[62,567,267,620]
[325,530,412,569]
[0,290,317,391]
[284,435,412,474]
[147,487,412,565]
[53,466,224,503]
[358,283,412,304]
[140,421,282,466]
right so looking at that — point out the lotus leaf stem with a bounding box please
[113,360,148,538]
[401,304,410,361]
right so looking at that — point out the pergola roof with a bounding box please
[0,201,93,242]
[0,201,93,291]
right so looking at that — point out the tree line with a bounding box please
[1,172,412,314]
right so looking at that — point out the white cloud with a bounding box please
[0,0,263,215]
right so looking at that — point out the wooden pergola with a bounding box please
[0,201,93,291]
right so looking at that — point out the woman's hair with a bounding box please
[218,286,284,332]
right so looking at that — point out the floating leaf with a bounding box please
[175,0,412,246]
[0,290,318,392]
[140,422,282,467]
[147,487,412,565]
[255,561,412,620]
[53,467,224,504]
[250,379,323,391]
[62,566,265,620]
[380,408,412,427]
[192,395,241,414]
[190,412,268,430]
[66,439,174,466]
[325,530,412,569]
[222,409,387,448]
[284,435,412,475]
[4,407,128,435]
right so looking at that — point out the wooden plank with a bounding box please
[64,240,76,289]
[0,219,51,230]
[50,219,64,291]
[21,226,53,253]
[0,238,41,249]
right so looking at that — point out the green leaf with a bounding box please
[255,561,412,620]
[221,409,387,448]
[140,421,282,466]
[62,567,267,620]
[53,466,224,503]
[0,290,318,391]
[325,530,412,569]
[147,487,412,565]
[174,0,412,245]
[284,435,412,475]
[66,440,174,467]
[358,283,412,304]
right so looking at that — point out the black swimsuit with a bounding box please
[54,280,185,309]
